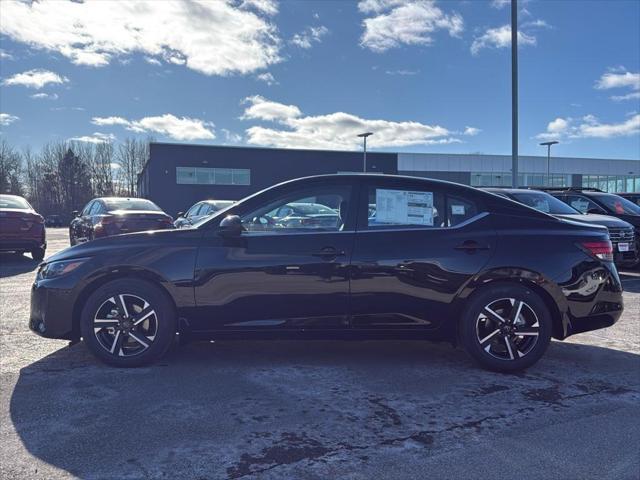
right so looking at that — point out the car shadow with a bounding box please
[0,252,39,278]
[7,339,640,479]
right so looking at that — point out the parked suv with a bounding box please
[31,175,623,372]
[484,188,638,268]
[70,197,173,245]
[0,194,46,261]
[542,188,640,263]
[618,193,640,207]
[174,200,234,229]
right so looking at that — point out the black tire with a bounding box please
[459,283,552,372]
[80,279,177,367]
[69,229,76,246]
[31,248,45,262]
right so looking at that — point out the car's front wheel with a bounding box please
[459,283,552,372]
[80,279,177,367]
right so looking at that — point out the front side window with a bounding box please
[82,201,94,216]
[592,193,640,215]
[564,195,602,214]
[241,186,350,233]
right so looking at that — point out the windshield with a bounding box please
[510,192,579,215]
[592,193,640,215]
[0,195,31,210]
[104,198,161,212]
[290,203,337,215]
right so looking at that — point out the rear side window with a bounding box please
[448,195,478,226]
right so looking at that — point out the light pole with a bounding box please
[357,132,373,172]
[539,140,559,186]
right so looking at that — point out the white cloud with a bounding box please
[69,132,116,144]
[471,25,536,55]
[385,69,419,76]
[240,95,462,150]
[241,95,302,122]
[91,114,215,141]
[358,0,463,53]
[490,0,510,9]
[144,57,162,66]
[2,69,69,89]
[221,128,243,143]
[290,25,329,49]
[595,68,640,102]
[256,72,278,85]
[536,114,640,140]
[0,49,13,60]
[30,92,59,100]
[463,126,481,136]
[0,113,20,126]
[0,0,281,76]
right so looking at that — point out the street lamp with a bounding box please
[539,140,559,186]
[357,132,373,172]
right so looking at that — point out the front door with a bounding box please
[191,180,357,332]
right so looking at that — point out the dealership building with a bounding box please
[137,142,640,216]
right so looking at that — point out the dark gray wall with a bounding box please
[139,143,397,216]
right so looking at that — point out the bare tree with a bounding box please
[116,137,152,197]
[0,139,23,195]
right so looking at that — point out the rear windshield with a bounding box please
[104,198,161,211]
[592,193,640,215]
[0,196,30,210]
[510,192,578,215]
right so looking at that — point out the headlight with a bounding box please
[37,258,90,280]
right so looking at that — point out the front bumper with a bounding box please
[29,280,76,340]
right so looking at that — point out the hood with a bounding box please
[554,213,634,229]
[614,213,640,228]
[44,228,185,263]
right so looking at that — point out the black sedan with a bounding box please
[70,197,173,245]
[174,200,235,229]
[30,174,623,372]
[484,188,638,268]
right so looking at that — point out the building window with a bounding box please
[470,172,570,188]
[176,167,251,185]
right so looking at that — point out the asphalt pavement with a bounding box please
[1,228,639,479]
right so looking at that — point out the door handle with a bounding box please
[312,247,346,259]
[454,240,490,252]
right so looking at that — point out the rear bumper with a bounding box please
[559,263,624,338]
[0,238,46,252]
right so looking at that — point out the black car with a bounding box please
[31,174,623,372]
[174,200,234,229]
[618,192,640,207]
[70,197,173,245]
[543,188,640,259]
[484,188,638,268]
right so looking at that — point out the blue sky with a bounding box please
[0,0,639,160]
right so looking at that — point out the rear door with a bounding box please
[191,178,358,331]
[350,178,496,331]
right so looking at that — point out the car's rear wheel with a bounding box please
[80,279,176,367]
[31,248,45,262]
[459,284,552,372]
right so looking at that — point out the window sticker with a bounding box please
[451,204,466,215]
[374,189,434,226]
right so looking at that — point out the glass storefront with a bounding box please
[470,173,570,188]
[582,174,640,193]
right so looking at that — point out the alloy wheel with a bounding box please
[475,297,539,361]
[93,294,158,357]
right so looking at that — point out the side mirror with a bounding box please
[176,211,184,218]
[72,210,79,217]
[218,214,244,237]
[586,208,602,215]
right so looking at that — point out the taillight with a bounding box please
[580,241,613,262]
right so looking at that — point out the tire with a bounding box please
[69,229,76,246]
[31,248,45,262]
[80,279,177,367]
[459,283,552,372]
